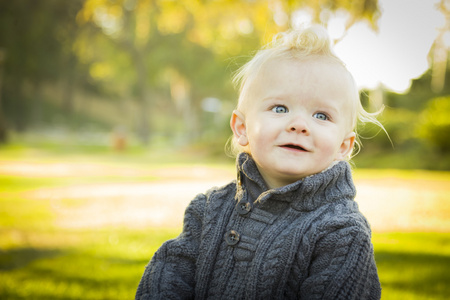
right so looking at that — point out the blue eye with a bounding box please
[272,105,288,113]
[313,112,329,121]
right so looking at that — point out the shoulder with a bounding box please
[186,181,236,214]
[205,180,237,198]
[300,201,375,269]
[297,200,381,299]
[179,181,237,242]
[310,200,373,242]
[203,180,237,205]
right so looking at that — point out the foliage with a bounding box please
[0,0,381,146]
[0,0,89,132]
[2,0,448,170]
[73,0,381,143]
[352,65,450,170]
[418,96,450,152]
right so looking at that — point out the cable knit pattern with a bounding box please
[135,153,381,299]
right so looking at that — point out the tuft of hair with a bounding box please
[351,94,388,159]
[228,24,388,159]
[232,25,342,96]
[272,24,335,57]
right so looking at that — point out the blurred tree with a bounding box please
[77,0,187,144]
[0,48,6,143]
[76,0,380,145]
[418,96,450,152]
[354,60,450,170]
[430,0,450,93]
[0,0,86,135]
[0,0,381,145]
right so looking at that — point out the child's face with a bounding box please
[231,57,356,189]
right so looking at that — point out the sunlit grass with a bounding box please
[0,174,159,194]
[353,167,450,182]
[1,147,449,299]
[0,228,180,300]
[0,138,234,166]
[373,232,450,300]
[1,228,449,299]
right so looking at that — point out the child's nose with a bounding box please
[287,115,310,135]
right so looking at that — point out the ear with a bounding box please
[230,110,248,146]
[335,132,356,160]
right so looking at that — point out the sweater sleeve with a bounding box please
[135,193,206,300]
[299,215,381,300]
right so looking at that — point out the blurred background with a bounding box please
[0,0,449,299]
[0,0,448,167]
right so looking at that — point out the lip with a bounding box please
[279,143,310,152]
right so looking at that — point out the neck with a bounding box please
[256,161,340,190]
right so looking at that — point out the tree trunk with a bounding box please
[134,50,151,145]
[63,56,76,116]
[0,48,7,143]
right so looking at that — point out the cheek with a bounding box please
[320,140,338,156]
[247,129,266,150]
[246,118,266,143]
[317,129,344,154]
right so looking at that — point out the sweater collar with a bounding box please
[235,152,356,212]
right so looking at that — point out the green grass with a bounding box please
[1,147,449,299]
[1,229,449,299]
[0,137,235,166]
[0,228,180,300]
[373,233,450,299]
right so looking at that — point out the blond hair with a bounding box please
[229,24,385,158]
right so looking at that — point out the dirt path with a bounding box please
[2,161,449,232]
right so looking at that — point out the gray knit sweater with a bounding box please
[136,153,381,299]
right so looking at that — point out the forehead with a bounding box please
[262,56,352,88]
[244,57,356,103]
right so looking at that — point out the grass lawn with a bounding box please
[0,145,449,299]
[373,232,450,299]
[0,227,179,299]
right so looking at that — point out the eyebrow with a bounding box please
[261,96,285,103]
[318,102,339,114]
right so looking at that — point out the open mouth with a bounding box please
[281,144,308,152]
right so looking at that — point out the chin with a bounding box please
[278,170,309,181]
